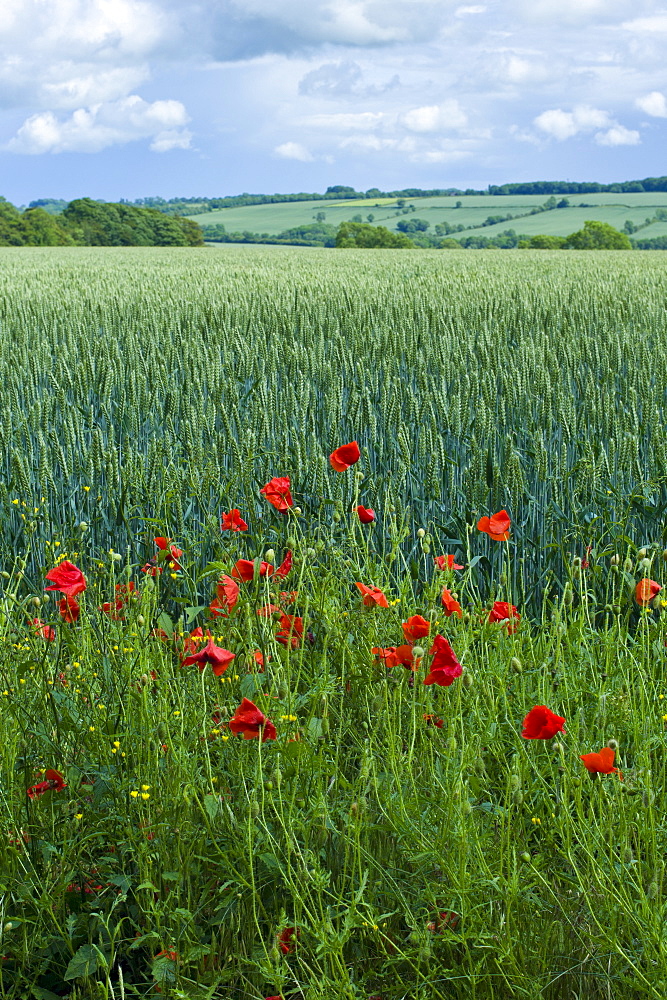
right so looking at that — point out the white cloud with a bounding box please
[303,111,385,129]
[534,104,611,139]
[274,140,314,160]
[400,100,467,132]
[6,96,191,153]
[636,90,667,117]
[595,124,640,145]
[455,5,486,14]
[622,14,667,33]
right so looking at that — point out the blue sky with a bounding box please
[1,0,667,204]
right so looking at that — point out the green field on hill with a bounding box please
[188,191,667,241]
[3,246,667,998]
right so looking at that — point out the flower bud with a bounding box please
[512,789,524,805]
[30,596,41,607]
[293,506,302,515]
[137,615,145,626]
[610,554,620,566]
[462,671,473,689]
[638,547,648,559]
[520,852,531,863]
[264,549,275,564]
[624,558,633,572]
[306,547,316,559]
[639,557,652,572]
[417,528,426,538]
[250,799,260,818]
[511,657,522,673]
[110,552,122,563]
[510,774,521,791]
[78,522,89,532]
[648,881,659,899]
[0,571,9,579]
[607,738,619,751]
[412,645,425,659]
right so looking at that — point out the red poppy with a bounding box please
[277,927,298,954]
[221,509,248,532]
[154,950,178,962]
[372,646,399,667]
[356,505,376,523]
[330,441,361,471]
[115,582,137,600]
[180,627,210,662]
[434,555,464,571]
[402,614,430,642]
[274,550,293,579]
[280,590,298,605]
[487,601,520,633]
[32,618,55,641]
[252,649,267,671]
[426,911,460,932]
[260,476,293,511]
[355,583,389,608]
[27,768,66,799]
[423,634,462,687]
[182,637,235,677]
[229,698,277,741]
[441,589,463,618]
[635,579,661,605]
[100,599,124,620]
[477,510,511,541]
[58,596,80,623]
[45,561,87,596]
[580,747,620,776]
[211,575,239,615]
[257,603,281,617]
[275,613,303,649]
[521,705,566,740]
[154,537,183,570]
[231,559,275,582]
[423,714,444,728]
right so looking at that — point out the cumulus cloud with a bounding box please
[274,140,314,160]
[298,59,399,98]
[6,96,191,154]
[595,124,640,145]
[636,90,667,117]
[621,14,667,32]
[534,105,611,139]
[400,101,467,132]
[455,5,486,14]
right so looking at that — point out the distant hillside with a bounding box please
[0,197,203,247]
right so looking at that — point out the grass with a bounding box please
[1,246,667,997]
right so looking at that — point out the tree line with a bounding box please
[0,198,204,247]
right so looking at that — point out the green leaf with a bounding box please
[185,605,207,624]
[157,612,174,636]
[204,793,220,820]
[32,989,63,1000]
[64,943,104,980]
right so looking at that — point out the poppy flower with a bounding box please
[275,613,303,649]
[580,747,621,776]
[280,590,298,606]
[441,589,463,618]
[45,561,87,597]
[32,618,55,641]
[356,506,376,523]
[221,509,248,532]
[257,603,281,617]
[423,634,462,687]
[355,583,389,608]
[277,927,298,954]
[27,768,66,799]
[635,579,661,606]
[402,614,430,642]
[100,599,124,620]
[182,637,235,677]
[487,601,520,633]
[154,537,183,570]
[434,555,464,571]
[229,698,277,741]
[477,510,511,541]
[180,627,210,662]
[260,476,293,511]
[58,596,80,623]
[252,649,267,671]
[231,559,275,582]
[274,550,293,579]
[372,646,400,667]
[423,714,444,728]
[154,950,179,962]
[330,441,361,471]
[521,705,566,740]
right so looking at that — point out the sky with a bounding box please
[1,0,667,204]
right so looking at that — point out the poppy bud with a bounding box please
[462,612,471,623]
[623,847,634,864]
[412,645,425,659]
[293,507,302,515]
[0,571,9,579]
[607,738,619,751]
[462,801,472,816]
[624,557,633,572]
[417,529,426,538]
[643,790,654,807]
[639,557,652,571]
[663,550,667,562]
[447,736,457,751]
[510,657,522,673]
[572,556,581,568]
[462,671,473,689]
[610,554,620,565]
[421,543,431,554]
[520,852,531,862]
[4,922,14,932]
[648,881,659,899]
[638,547,648,559]
[512,790,524,805]
[510,774,521,790]
[250,799,260,818]
[141,674,150,686]
[264,781,273,791]
[78,522,89,532]
[137,615,145,626]
[30,596,41,607]
[265,549,275,564]
[563,586,573,606]
[272,768,282,787]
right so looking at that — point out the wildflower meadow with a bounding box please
[2,246,667,999]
